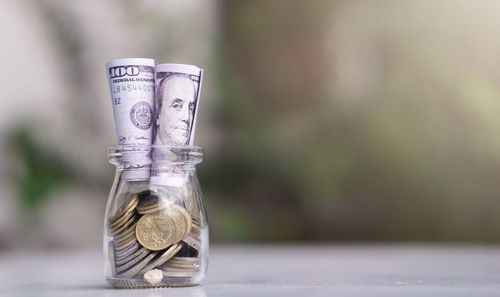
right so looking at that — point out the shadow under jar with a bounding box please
[104,145,208,288]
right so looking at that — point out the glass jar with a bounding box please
[104,145,208,288]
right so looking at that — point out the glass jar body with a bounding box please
[104,146,208,288]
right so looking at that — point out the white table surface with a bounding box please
[0,245,500,297]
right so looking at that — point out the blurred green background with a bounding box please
[2,0,500,249]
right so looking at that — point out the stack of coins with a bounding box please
[108,190,202,283]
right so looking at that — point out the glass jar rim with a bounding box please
[107,145,204,167]
[108,144,203,153]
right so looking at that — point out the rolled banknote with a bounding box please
[106,58,155,180]
[151,63,204,186]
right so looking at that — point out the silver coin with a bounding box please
[117,249,152,274]
[113,233,138,252]
[162,270,197,278]
[115,247,150,266]
[118,252,158,278]
[114,241,140,258]
[182,234,201,251]
[108,243,117,277]
[139,243,182,275]
[107,278,150,289]
[162,266,199,273]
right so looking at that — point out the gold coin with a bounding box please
[135,207,187,251]
[115,247,149,266]
[110,207,136,231]
[112,213,139,236]
[191,224,201,237]
[119,252,158,278]
[176,206,192,237]
[137,203,172,215]
[109,195,139,225]
[113,221,137,243]
[185,188,201,225]
[139,243,182,275]
[114,235,137,251]
[136,192,169,214]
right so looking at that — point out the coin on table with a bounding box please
[139,243,182,275]
[109,195,139,225]
[119,252,158,278]
[135,207,188,251]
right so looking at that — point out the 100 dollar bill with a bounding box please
[106,58,155,180]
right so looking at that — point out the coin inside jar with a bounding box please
[135,205,191,251]
[136,193,172,215]
[109,195,139,225]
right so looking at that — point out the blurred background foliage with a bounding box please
[2,0,500,249]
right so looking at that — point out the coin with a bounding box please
[110,207,136,231]
[112,213,139,236]
[170,257,201,265]
[162,270,196,278]
[119,252,158,278]
[107,278,150,289]
[114,221,137,243]
[139,243,182,275]
[109,243,117,277]
[136,192,171,214]
[162,266,199,273]
[117,248,153,274]
[135,207,187,251]
[115,247,149,266]
[185,188,201,225]
[191,224,201,237]
[109,195,139,225]
[176,205,192,237]
[114,241,140,258]
[167,257,201,270]
[177,240,200,257]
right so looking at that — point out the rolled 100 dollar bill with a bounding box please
[151,63,204,186]
[106,58,155,180]
[153,63,203,147]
